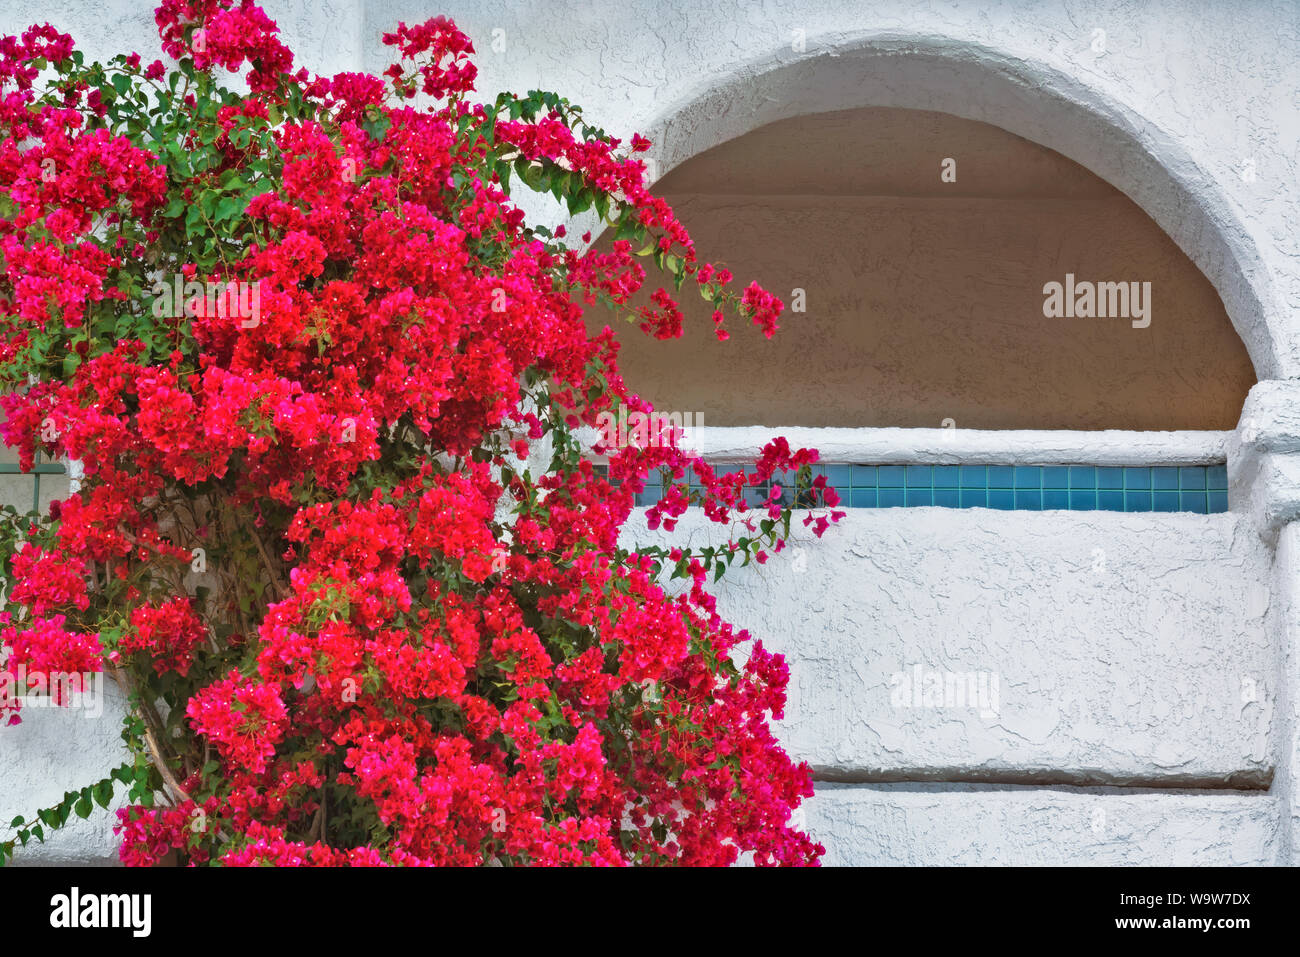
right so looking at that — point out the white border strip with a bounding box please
[677,426,1230,466]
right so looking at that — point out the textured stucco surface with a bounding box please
[1,0,1297,866]
[1274,524,1300,862]
[624,507,1274,787]
[0,687,128,866]
[678,426,1230,466]
[804,784,1280,866]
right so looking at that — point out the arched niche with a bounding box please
[594,105,1256,430]
[588,33,1281,429]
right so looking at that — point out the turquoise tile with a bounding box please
[851,488,877,508]
[959,466,987,487]
[1014,489,1041,509]
[933,488,960,508]
[878,466,905,488]
[1124,467,1151,490]
[878,488,905,508]
[1069,466,1096,489]
[1179,466,1206,490]
[988,489,1014,510]
[960,488,987,508]
[851,464,878,486]
[906,488,933,506]
[1153,467,1179,490]
[933,466,960,488]
[1070,490,1096,510]
[1042,489,1069,510]
[906,465,933,487]
[1180,492,1208,514]
[825,465,851,488]
[1098,490,1124,510]
[1043,466,1069,489]
[1208,490,1228,512]
[1153,491,1180,512]
[1014,466,1042,489]
[987,466,1014,488]
[1207,465,1228,490]
[1097,467,1124,490]
[1124,491,1152,512]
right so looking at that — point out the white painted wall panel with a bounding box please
[1,0,1296,865]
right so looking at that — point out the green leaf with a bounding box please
[548,169,567,200]
[74,796,92,820]
[566,185,594,216]
[361,114,391,142]
[521,162,544,191]
[214,195,245,223]
[184,203,205,235]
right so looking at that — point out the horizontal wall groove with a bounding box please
[660,192,1124,202]
[812,766,1274,791]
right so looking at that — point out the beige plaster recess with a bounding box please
[590,107,1256,431]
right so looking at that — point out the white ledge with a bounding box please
[676,427,1230,466]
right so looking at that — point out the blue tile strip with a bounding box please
[604,462,1230,513]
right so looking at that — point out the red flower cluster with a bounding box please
[118,598,208,676]
[0,0,843,867]
[382,17,477,99]
[155,0,295,92]
[186,670,288,774]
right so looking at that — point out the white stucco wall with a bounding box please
[2,0,1299,866]
[630,507,1275,787]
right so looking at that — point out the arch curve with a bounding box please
[637,32,1282,382]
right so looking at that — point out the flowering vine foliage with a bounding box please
[0,0,843,866]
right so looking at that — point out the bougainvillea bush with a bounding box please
[0,0,843,866]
